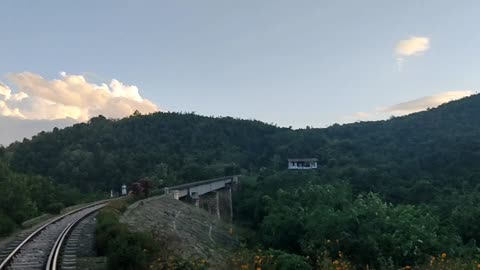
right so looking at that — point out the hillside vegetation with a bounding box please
[0,156,94,236]
[7,113,279,191]
[3,94,480,269]
[7,94,480,198]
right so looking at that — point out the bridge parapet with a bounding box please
[163,175,240,222]
[164,175,239,199]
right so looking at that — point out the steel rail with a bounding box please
[46,207,102,270]
[0,199,110,270]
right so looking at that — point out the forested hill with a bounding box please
[3,94,480,267]
[5,94,480,200]
[6,113,284,191]
[310,93,480,202]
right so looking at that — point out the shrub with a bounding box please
[275,253,312,270]
[95,202,158,270]
[108,199,130,213]
[0,213,16,236]
[106,234,149,270]
[46,202,65,214]
[228,248,311,270]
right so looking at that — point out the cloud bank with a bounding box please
[344,90,473,122]
[0,72,159,145]
[0,72,158,121]
[381,91,473,115]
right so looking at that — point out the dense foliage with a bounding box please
[6,113,277,192]
[95,199,158,270]
[7,94,480,198]
[0,145,106,236]
[235,172,477,269]
[0,150,94,236]
[4,94,480,268]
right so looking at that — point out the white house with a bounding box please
[288,158,318,170]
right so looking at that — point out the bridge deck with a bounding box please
[165,175,239,198]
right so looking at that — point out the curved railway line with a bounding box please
[0,200,110,270]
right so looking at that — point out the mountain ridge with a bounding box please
[5,94,480,197]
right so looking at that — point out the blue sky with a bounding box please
[1,0,479,144]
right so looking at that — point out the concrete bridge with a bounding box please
[163,175,240,222]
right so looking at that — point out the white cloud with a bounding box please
[1,72,159,121]
[395,36,430,56]
[394,36,430,70]
[0,83,12,99]
[341,111,371,122]
[11,92,28,101]
[353,112,370,118]
[381,90,473,115]
[0,100,24,118]
[110,79,143,102]
[343,90,473,123]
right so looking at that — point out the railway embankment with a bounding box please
[120,195,238,269]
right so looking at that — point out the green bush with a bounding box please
[275,253,312,270]
[95,203,158,270]
[95,208,123,255]
[0,213,16,236]
[108,199,130,213]
[228,248,311,270]
[46,202,64,214]
[107,234,149,270]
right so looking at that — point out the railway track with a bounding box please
[0,201,109,270]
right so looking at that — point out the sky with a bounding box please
[1,0,479,145]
